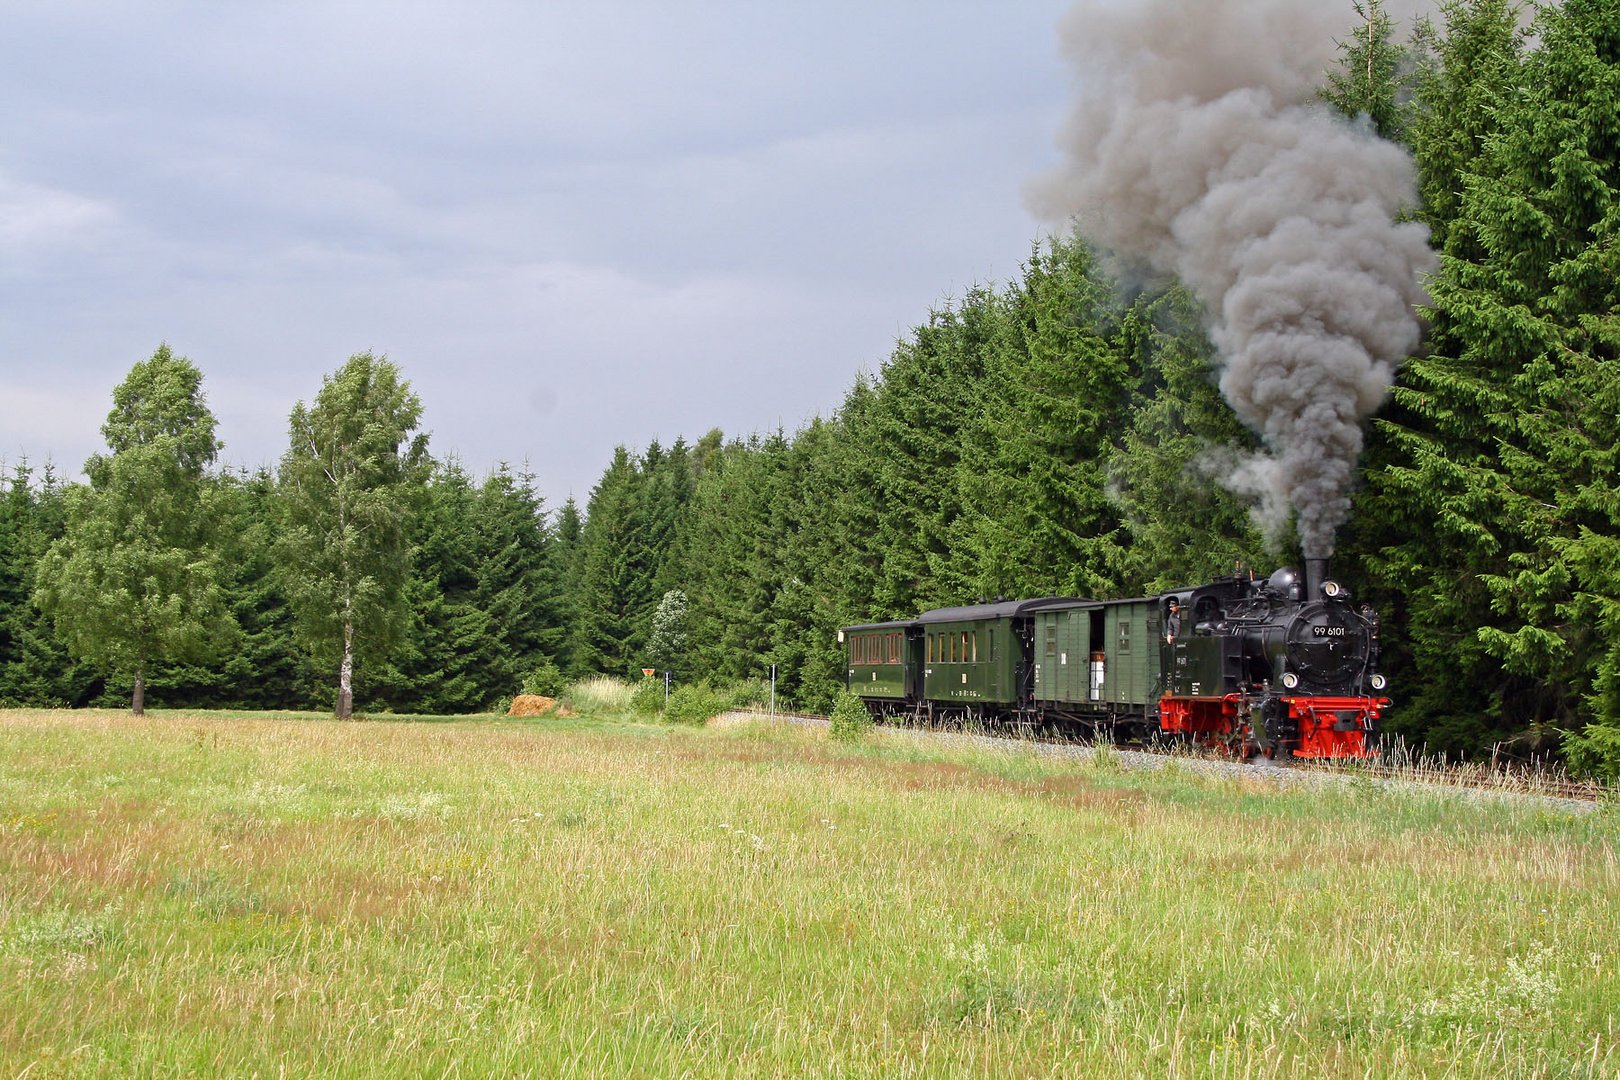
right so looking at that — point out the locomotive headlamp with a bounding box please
[1281,672,1300,689]
[1322,580,1343,598]
[1370,674,1387,691]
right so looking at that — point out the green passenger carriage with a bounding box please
[841,619,920,709]
[916,600,1066,717]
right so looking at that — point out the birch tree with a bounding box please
[277,353,428,718]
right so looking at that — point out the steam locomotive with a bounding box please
[841,559,1388,759]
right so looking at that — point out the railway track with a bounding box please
[725,707,1612,812]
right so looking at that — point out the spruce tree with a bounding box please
[552,495,585,676]
[1407,0,1526,251]
[1369,0,1620,754]
[1320,0,1419,143]
[868,289,999,614]
[571,446,647,676]
[954,238,1129,601]
[474,464,565,693]
[368,458,491,713]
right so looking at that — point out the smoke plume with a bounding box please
[1028,0,1436,556]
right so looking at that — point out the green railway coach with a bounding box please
[916,599,1072,711]
[1031,597,1166,723]
[841,619,920,702]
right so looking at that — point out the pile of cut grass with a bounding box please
[0,707,1615,1077]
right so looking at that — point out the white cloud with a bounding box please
[0,172,118,256]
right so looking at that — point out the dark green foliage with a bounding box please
[1563,722,1620,785]
[1363,0,1620,755]
[678,433,791,685]
[1320,0,1420,142]
[146,468,317,709]
[952,239,1129,600]
[867,290,1000,614]
[366,459,568,714]
[1407,0,1526,250]
[0,462,100,706]
[551,496,585,675]
[566,439,700,679]
[571,446,650,677]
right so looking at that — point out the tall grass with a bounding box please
[561,675,636,715]
[0,707,1615,1077]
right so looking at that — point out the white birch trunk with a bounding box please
[338,619,355,719]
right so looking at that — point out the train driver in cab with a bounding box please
[1165,598,1182,644]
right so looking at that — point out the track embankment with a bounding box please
[715,709,1610,816]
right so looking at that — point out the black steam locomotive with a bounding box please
[842,559,1388,759]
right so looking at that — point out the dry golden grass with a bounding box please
[0,707,1615,1078]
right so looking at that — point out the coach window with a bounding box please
[1119,620,1131,653]
[971,631,978,663]
[1046,625,1057,655]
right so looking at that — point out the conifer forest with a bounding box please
[3,0,1618,775]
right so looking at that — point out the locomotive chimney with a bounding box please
[1305,555,1330,600]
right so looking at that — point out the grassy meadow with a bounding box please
[1,705,1616,1078]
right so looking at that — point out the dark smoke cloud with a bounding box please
[1028,0,1436,556]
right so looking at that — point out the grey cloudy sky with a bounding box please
[1,1,1072,504]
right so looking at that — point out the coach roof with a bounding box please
[915,597,1089,624]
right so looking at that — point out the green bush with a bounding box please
[630,677,666,717]
[520,660,567,698]
[664,683,731,725]
[829,691,873,743]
